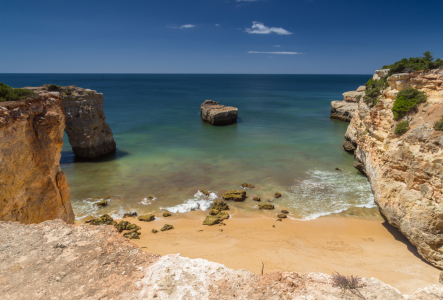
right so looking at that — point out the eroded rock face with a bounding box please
[62,87,116,159]
[0,95,75,224]
[330,101,357,122]
[344,69,443,268]
[200,100,238,126]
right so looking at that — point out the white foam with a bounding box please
[286,169,375,221]
[163,191,218,214]
[74,197,113,220]
[140,197,157,205]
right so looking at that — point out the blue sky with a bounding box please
[1,0,442,74]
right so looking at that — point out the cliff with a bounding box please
[27,85,116,160]
[0,95,75,224]
[1,219,442,300]
[343,69,443,268]
[330,87,364,122]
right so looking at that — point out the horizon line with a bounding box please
[0,72,373,75]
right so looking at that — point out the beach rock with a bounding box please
[151,229,158,234]
[335,167,342,171]
[330,100,357,122]
[200,100,238,126]
[342,68,443,268]
[95,200,108,207]
[85,214,115,226]
[160,224,174,231]
[203,211,230,226]
[209,209,220,215]
[163,212,171,217]
[0,95,75,224]
[217,211,230,221]
[274,192,282,198]
[253,197,261,202]
[211,199,230,211]
[222,190,247,201]
[200,189,210,196]
[114,220,130,233]
[123,229,141,239]
[277,213,287,219]
[343,140,356,152]
[259,203,275,210]
[281,210,289,214]
[241,183,254,188]
[276,218,282,221]
[123,212,138,218]
[138,214,156,222]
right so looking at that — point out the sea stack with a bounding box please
[200,100,238,126]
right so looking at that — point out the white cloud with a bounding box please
[274,45,281,47]
[215,24,220,27]
[245,22,292,35]
[248,51,302,55]
[180,24,195,29]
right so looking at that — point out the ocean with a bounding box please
[1,74,376,220]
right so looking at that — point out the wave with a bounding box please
[163,190,218,214]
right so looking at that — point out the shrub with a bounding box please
[363,77,388,106]
[392,88,427,119]
[64,88,72,95]
[382,51,443,74]
[46,84,61,91]
[434,116,443,131]
[0,83,37,102]
[395,121,410,135]
[331,272,365,298]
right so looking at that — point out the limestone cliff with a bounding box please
[27,85,116,160]
[343,69,443,268]
[0,95,75,224]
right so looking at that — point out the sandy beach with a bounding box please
[124,212,440,295]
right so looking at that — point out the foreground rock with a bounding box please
[200,100,238,126]
[26,85,116,160]
[1,220,442,299]
[0,95,75,224]
[343,69,443,268]
[222,190,246,201]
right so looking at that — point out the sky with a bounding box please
[1,0,443,74]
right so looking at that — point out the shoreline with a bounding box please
[117,213,439,295]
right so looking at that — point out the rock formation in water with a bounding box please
[330,90,360,122]
[342,68,443,268]
[27,85,116,160]
[200,100,238,126]
[1,219,442,299]
[0,94,75,224]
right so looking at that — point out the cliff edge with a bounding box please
[0,94,75,224]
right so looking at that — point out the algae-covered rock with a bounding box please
[160,224,174,231]
[252,197,261,202]
[85,214,115,225]
[259,203,275,210]
[281,210,289,214]
[151,229,158,234]
[274,192,282,198]
[277,218,282,222]
[138,214,155,222]
[95,200,108,207]
[211,199,229,211]
[123,212,138,218]
[222,190,246,201]
[163,212,171,217]
[203,215,221,226]
[127,224,141,231]
[277,213,287,219]
[114,220,130,233]
[241,183,254,189]
[217,211,230,221]
[209,209,219,216]
[200,189,210,196]
[123,229,140,239]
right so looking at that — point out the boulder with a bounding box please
[203,211,230,226]
[138,214,156,222]
[200,189,210,196]
[259,203,275,210]
[343,140,356,152]
[281,210,289,214]
[160,224,174,231]
[95,200,108,207]
[222,190,246,201]
[330,101,357,122]
[241,183,254,188]
[163,212,171,217]
[151,229,158,234]
[123,212,138,218]
[274,192,282,198]
[200,100,238,126]
[209,209,220,215]
[252,197,261,202]
[277,213,287,219]
[123,229,140,239]
[86,214,116,226]
[211,199,230,211]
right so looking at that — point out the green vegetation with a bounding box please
[364,77,388,106]
[383,51,443,73]
[394,121,410,135]
[392,88,427,119]
[434,116,443,131]
[0,83,37,102]
[46,84,61,91]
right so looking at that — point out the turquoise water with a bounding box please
[1,74,375,220]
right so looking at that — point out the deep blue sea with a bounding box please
[1,74,376,220]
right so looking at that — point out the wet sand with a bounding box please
[126,212,440,295]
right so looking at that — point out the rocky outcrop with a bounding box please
[343,69,443,268]
[26,85,116,160]
[200,100,238,126]
[343,91,365,103]
[1,219,442,299]
[330,101,357,122]
[0,95,75,224]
